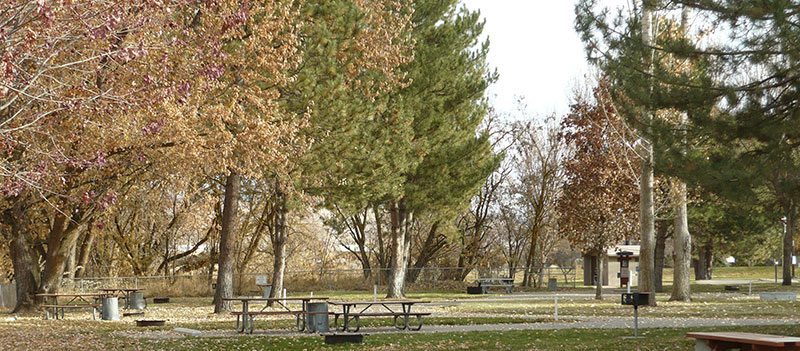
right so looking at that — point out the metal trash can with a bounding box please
[260,285,272,298]
[306,302,329,332]
[129,291,146,310]
[102,297,120,321]
[548,278,558,291]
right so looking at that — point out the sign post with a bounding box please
[621,293,650,338]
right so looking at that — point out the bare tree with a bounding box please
[509,114,567,287]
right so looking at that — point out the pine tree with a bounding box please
[575,0,800,285]
[382,0,501,298]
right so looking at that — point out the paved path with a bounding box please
[129,315,800,339]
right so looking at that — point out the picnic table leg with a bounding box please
[347,316,360,333]
[403,305,411,330]
[693,339,713,351]
[342,306,350,332]
[411,315,424,331]
[296,313,305,332]
[300,300,308,332]
[333,314,340,331]
[237,301,249,333]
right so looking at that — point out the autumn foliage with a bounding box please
[558,82,640,256]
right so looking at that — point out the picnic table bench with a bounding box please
[36,293,112,320]
[476,277,514,294]
[223,296,329,334]
[328,300,431,332]
[687,332,800,350]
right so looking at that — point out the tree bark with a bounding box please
[654,220,668,292]
[39,211,83,295]
[214,171,241,313]
[336,209,371,279]
[694,242,713,280]
[386,199,411,298]
[268,187,288,306]
[595,249,604,300]
[670,181,692,301]
[783,205,795,286]
[638,0,657,306]
[4,200,40,313]
[522,227,539,288]
[407,221,443,283]
[65,235,79,280]
[75,226,96,278]
[669,4,693,302]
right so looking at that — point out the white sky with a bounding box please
[460,1,629,117]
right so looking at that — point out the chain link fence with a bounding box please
[54,266,578,298]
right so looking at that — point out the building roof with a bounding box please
[606,245,640,258]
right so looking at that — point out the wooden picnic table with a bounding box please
[35,293,113,320]
[222,296,329,334]
[687,332,800,350]
[98,288,145,309]
[327,300,431,332]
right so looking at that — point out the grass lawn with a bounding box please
[140,325,800,351]
[2,266,799,350]
[2,319,799,351]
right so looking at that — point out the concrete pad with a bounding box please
[759,292,797,301]
[173,328,202,337]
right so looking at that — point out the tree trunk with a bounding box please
[704,245,713,280]
[8,217,40,313]
[386,199,411,298]
[522,226,540,288]
[654,220,668,292]
[669,5,693,302]
[353,213,372,280]
[214,171,241,313]
[595,249,603,300]
[407,221,442,283]
[783,205,795,286]
[670,181,692,301]
[75,227,96,278]
[65,236,78,280]
[268,187,288,305]
[694,242,712,280]
[39,212,83,295]
[637,0,657,307]
[373,204,391,284]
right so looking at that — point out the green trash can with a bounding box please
[129,291,146,310]
[102,297,120,321]
[306,302,329,332]
[548,278,558,291]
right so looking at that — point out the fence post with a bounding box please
[181,276,185,298]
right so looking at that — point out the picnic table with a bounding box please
[687,332,800,350]
[328,300,431,332]
[222,296,328,334]
[36,293,112,320]
[98,288,145,309]
[476,277,514,294]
